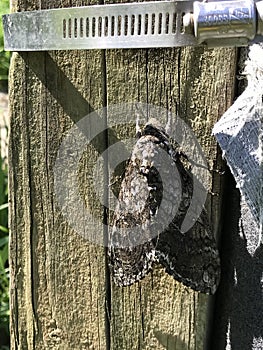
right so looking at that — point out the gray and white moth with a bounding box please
[108,119,220,294]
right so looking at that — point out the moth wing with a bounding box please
[108,136,160,286]
[156,209,220,294]
[108,240,156,287]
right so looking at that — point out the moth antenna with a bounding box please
[165,111,172,135]
[136,115,142,138]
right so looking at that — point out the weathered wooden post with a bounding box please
[8,0,237,349]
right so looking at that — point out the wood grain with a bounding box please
[8,0,237,348]
[106,46,237,349]
[9,1,108,349]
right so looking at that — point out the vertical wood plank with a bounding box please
[9,1,109,349]
[106,44,237,349]
[8,0,237,348]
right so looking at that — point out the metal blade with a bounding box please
[3,1,197,51]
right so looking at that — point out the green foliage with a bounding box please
[0,195,9,347]
[0,153,9,348]
[0,2,10,346]
[0,114,9,347]
[0,3,10,347]
[0,0,10,90]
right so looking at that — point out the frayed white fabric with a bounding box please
[213,44,263,241]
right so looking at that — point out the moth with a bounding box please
[108,118,220,294]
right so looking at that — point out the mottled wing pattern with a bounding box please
[108,119,220,294]
[108,153,158,286]
[155,208,220,294]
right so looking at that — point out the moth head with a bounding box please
[143,118,169,139]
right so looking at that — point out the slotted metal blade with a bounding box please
[2,1,197,51]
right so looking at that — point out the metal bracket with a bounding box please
[2,0,263,50]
